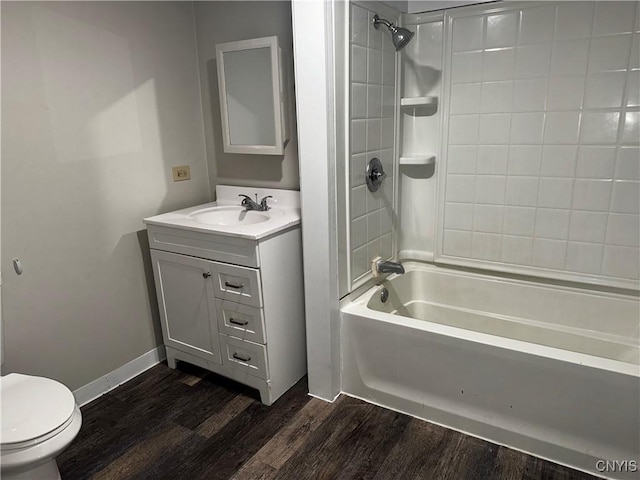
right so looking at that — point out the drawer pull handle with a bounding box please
[229,318,249,326]
[232,352,252,362]
[203,272,211,279]
[224,281,244,289]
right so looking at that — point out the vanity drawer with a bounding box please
[146,225,259,267]
[211,262,262,307]
[216,299,266,344]
[219,334,268,380]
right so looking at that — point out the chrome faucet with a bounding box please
[260,195,273,211]
[239,194,272,212]
[376,259,405,275]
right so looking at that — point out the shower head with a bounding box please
[372,14,414,51]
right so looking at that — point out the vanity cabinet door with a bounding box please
[151,250,221,364]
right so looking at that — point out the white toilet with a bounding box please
[0,373,82,479]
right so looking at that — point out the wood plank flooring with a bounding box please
[58,363,598,480]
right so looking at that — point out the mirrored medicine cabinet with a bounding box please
[215,36,289,155]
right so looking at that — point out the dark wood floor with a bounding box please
[58,362,598,480]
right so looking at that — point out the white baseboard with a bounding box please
[73,345,166,407]
[308,392,341,403]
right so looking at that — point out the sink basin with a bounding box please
[144,186,301,240]
[187,206,272,226]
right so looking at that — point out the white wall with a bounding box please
[438,1,640,289]
[382,1,409,13]
[396,1,640,290]
[193,1,300,195]
[349,3,398,287]
[292,0,342,402]
[1,1,209,389]
[407,1,497,14]
[383,0,495,15]
[397,13,444,262]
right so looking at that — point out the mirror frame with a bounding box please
[215,36,287,155]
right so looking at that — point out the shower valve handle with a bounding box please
[366,157,387,192]
[372,170,386,181]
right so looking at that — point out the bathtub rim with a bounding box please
[341,263,639,378]
[348,260,639,303]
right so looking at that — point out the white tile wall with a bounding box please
[541,145,577,177]
[616,147,640,180]
[350,4,397,284]
[520,5,555,45]
[547,75,585,110]
[507,145,541,175]
[576,146,616,178]
[442,1,640,288]
[451,51,483,83]
[502,235,534,265]
[584,71,626,108]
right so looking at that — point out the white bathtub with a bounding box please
[341,262,639,479]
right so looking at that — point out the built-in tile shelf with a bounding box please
[399,155,436,166]
[400,96,438,108]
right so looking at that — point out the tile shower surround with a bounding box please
[440,2,640,288]
[350,4,397,284]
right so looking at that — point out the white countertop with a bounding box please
[143,185,301,240]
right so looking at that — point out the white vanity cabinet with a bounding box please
[145,186,306,406]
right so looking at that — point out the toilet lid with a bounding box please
[1,373,77,445]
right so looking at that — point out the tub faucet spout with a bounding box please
[376,260,405,275]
